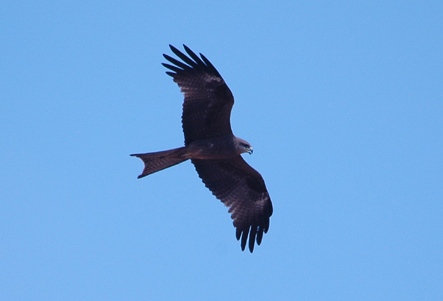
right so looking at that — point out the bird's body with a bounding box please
[186,135,252,160]
[131,45,273,252]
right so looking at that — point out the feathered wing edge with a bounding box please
[162,44,221,78]
[233,193,272,253]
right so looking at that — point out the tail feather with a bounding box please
[130,147,188,178]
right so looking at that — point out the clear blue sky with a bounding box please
[1,1,442,300]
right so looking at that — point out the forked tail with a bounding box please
[130,147,188,178]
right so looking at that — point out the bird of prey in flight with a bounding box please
[131,45,273,252]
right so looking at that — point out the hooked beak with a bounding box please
[247,147,253,155]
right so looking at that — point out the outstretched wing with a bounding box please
[191,156,273,252]
[162,45,234,145]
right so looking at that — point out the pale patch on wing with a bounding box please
[203,74,223,83]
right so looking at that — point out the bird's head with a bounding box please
[237,138,253,155]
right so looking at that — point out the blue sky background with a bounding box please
[1,1,442,300]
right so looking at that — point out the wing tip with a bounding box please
[163,44,221,77]
[236,226,255,253]
[236,222,269,253]
[168,44,179,53]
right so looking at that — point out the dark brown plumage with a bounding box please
[131,45,273,252]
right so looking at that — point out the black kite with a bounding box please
[131,45,273,252]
